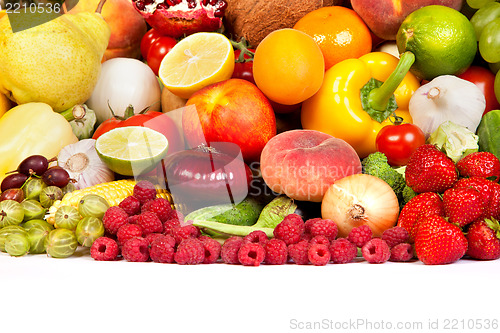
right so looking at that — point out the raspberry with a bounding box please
[140,200,154,213]
[167,210,184,223]
[102,206,129,235]
[116,223,143,246]
[304,217,322,234]
[264,238,288,265]
[309,219,338,241]
[127,214,141,224]
[174,238,204,265]
[150,234,176,263]
[171,225,201,244]
[145,232,169,246]
[122,237,150,262]
[273,213,305,245]
[308,243,331,266]
[382,226,410,248]
[221,236,244,264]
[199,235,222,264]
[362,238,391,264]
[390,243,414,262]
[137,211,163,235]
[243,230,269,245]
[288,240,310,265]
[133,180,157,204]
[238,242,266,266]
[163,218,181,235]
[329,238,357,264]
[118,196,141,216]
[309,235,330,247]
[90,237,119,261]
[348,224,373,248]
[146,198,173,222]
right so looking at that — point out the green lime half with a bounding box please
[396,5,477,80]
[95,126,169,176]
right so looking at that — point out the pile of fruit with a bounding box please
[0,0,500,266]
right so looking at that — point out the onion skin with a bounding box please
[161,145,253,206]
[321,174,399,238]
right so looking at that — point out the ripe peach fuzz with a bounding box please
[260,129,362,202]
[68,0,147,59]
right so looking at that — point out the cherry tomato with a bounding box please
[458,65,500,115]
[376,123,426,166]
[231,49,256,85]
[140,28,163,60]
[146,36,177,76]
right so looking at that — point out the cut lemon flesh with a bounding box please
[95,126,168,176]
[159,32,234,99]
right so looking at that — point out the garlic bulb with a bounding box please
[57,139,114,190]
[409,75,486,138]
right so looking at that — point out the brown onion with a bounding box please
[321,174,399,238]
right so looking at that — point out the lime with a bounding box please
[95,126,168,177]
[396,5,477,80]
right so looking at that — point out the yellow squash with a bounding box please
[0,102,78,182]
[301,52,421,158]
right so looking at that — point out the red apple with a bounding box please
[182,78,277,162]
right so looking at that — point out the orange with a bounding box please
[253,28,324,105]
[293,6,372,70]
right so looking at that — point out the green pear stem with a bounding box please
[96,0,107,13]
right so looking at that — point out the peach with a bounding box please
[68,0,147,59]
[350,0,464,40]
[260,129,362,202]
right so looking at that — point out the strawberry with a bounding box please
[414,214,468,265]
[457,151,500,182]
[405,144,458,193]
[453,176,500,220]
[442,187,485,227]
[465,218,500,260]
[397,192,445,242]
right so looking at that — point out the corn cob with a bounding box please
[47,179,173,224]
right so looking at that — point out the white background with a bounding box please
[1,249,499,333]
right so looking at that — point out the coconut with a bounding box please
[223,0,344,47]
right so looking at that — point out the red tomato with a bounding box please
[231,49,256,85]
[376,123,426,166]
[146,36,177,76]
[92,109,184,155]
[458,66,500,116]
[140,28,163,60]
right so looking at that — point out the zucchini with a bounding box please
[185,197,264,226]
[477,109,500,160]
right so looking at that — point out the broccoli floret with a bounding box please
[402,185,417,205]
[362,152,406,197]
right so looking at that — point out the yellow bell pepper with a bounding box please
[301,52,421,158]
[0,102,78,182]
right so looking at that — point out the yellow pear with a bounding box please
[0,0,110,111]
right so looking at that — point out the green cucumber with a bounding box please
[477,109,500,160]
[185,197,264,227]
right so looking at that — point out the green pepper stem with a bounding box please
[60,105,86,122]
[368,51,415,111]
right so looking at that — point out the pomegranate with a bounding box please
[132,0,227,38]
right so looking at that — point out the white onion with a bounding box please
[409,75,486,138]
[86,58,161,124]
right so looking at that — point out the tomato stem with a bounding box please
[230,37,255,63]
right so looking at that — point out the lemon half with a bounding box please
[158,32,235,99]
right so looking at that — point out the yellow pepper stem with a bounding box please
[59,104,87,122]
[368,51,416,112]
